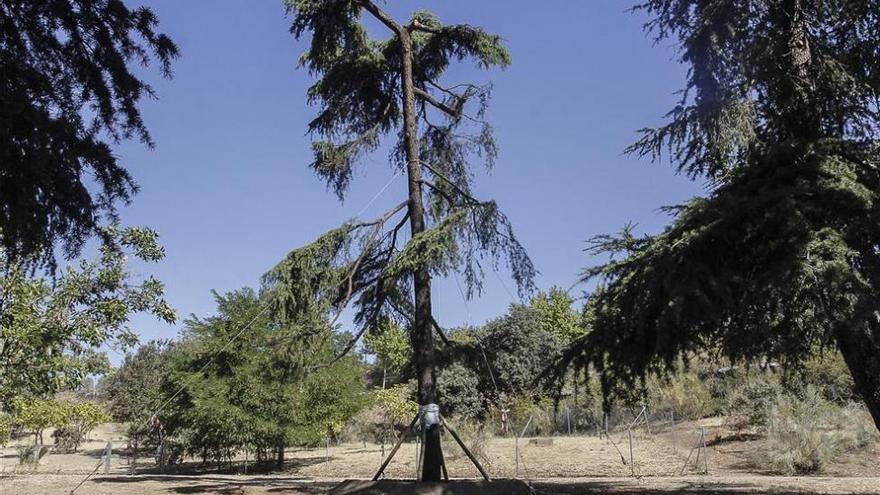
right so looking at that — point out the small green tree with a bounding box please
[531,287,583,344]
[162,288,367,468]
[437,362,482,420]
[0,412,13,447]
[373,383,419,439]
[363,320,409,389]
[103,341,170,430]
[53,401,111,452]
[13,397,68,445]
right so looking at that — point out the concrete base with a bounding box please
[329,479,533,495]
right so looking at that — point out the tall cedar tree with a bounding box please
[0,0,178,270]
[269,0,534,479]
[551,0,880,431]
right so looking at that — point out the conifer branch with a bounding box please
[414,87,461,118]
[355,0,404,35]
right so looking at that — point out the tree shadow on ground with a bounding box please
[128,455,328,476]
[92,475,336,494]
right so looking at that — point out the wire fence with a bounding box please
[1,404,720,482]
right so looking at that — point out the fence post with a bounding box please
[604,413,609,438]
[103,441,112,474]
[701,427,708,474]
[670,412,677,453]
[415,430,422,479]
[567,408,572,435]
[627,429,634,477]
[514,434,519,478]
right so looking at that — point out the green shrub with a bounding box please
[784,351,857,403]
[724,372,779,431]
[16,444,40,465]
[52,424,85,453]
[509,396,554,436]
[650,372,717,420]
[754,389,878,474]
[437,362,483,420]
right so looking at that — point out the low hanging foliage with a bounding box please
[0,226,176,408]
[549,0,880,432]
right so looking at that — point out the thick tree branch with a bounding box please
[429,315,452,347]
[414,87,461,118]
[356,0,405,35]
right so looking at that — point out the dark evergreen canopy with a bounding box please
[0,0,178,269]
[553,0,880,431]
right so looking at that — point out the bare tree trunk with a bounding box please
[398,27,443,482]
[382,366,387,390]
[836,322,880,432]
[357,0,444,479]
[275,444,285,469]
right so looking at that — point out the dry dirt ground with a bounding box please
[2,421,879,494]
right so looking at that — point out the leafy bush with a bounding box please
[52,425,85,453]
[755,389,878,474]
[509,396,554,436]
[649,371,717,420]
[724,372,779,432]
[784,351,857,403]
[438,363,483,420]
[16,444,40,465]
[12,397,69,444]
[374,383,419,428]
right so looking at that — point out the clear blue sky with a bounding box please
[117,0,704,347]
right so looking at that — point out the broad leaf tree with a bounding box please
[553,0,880,431]
[0,0,178,269]
[363,319,409,389]
[0,227,176,408]
[161,288,365,468]
[271,0,535,479]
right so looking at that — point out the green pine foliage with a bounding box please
[0,0,179,270]
[552,0,880,431]
[269,0,535,358]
